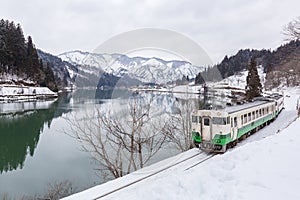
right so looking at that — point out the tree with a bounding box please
[283,16,300,41]
[264,63,273,90]
[44,180,74,200]
[195,71,205,84]
[0,19,58,89]
[66,97,167,178]
[26,36,40,79]
[13,24,26,74]
[245,58,262,100]
[162,98,196,151]
[43,62,58,91]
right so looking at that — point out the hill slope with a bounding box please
[196,40,300,89]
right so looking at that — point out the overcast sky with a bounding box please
[1,0,299,63]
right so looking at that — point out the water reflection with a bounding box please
[0,96,72,174]
[0,88,227,197]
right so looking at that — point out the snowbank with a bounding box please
[0,85,57,102]
[120,118,300,200]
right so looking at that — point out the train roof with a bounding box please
[224,100,272,114]
[269,94,283,100]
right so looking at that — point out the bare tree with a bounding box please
[162,97,196,152]
[65,97,167,178]
[3,180,74,200]
[283,16,300,41]
[44,180,74,200]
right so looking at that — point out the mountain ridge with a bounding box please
[58,50,204,86]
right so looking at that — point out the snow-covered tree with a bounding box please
[283,16,300,41]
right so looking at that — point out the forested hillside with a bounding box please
[195,40,300,89]
[0,19,57,91]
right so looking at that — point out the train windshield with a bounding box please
[212,117,227,125]
[192,116,202,123]
[192,116,199,123]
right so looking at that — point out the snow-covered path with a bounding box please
[63,87,300,200]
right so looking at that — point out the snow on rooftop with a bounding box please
[224,100,270,114]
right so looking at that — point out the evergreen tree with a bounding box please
[26,36,40,79]
[195,71,205,84]
[0,19,58,90]
[245,58,262,100]
[44,62,58,92]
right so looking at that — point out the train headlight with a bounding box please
[215,139,221,144]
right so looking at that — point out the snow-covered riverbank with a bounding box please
[0,85,58,102]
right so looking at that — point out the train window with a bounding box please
[227,117,230,124]
[248,113,251,121]
[241,116,244,125]
[262,109,265,115]
[256,110,258,118]
[204,118,210,126]
[192,116,198,123]
[234,117,237,127]
[244,114,247,123]
[252,111,255,120]
[212,117,226,125]
[267,107,269,113]
[259,109,262,116]
[231,118,233,127]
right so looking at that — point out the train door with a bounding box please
[230,117,238,140]
[201,117,212,141]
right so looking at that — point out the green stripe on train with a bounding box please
[212,133,231,145]
[237,114,275,138]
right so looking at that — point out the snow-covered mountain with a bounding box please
[58,50,205,85]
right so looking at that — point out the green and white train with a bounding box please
[192,94,284,152]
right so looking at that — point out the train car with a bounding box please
[192,94,284,153]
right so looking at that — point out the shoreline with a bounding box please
[0,85,58,102]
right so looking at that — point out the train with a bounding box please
[191,93,284,152]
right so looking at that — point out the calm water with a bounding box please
[0,89,190,198]
[0,93,101,198]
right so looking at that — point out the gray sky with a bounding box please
[1,0,299,63]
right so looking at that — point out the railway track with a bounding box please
[184,153,216,171]
[93,150,215,199]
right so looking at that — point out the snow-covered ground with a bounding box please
[63,87,300,200]
[0,85,57,102]
[220,65,266,90]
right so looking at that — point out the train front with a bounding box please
[192,110,231,153]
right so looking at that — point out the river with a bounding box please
[0,89,201,199]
